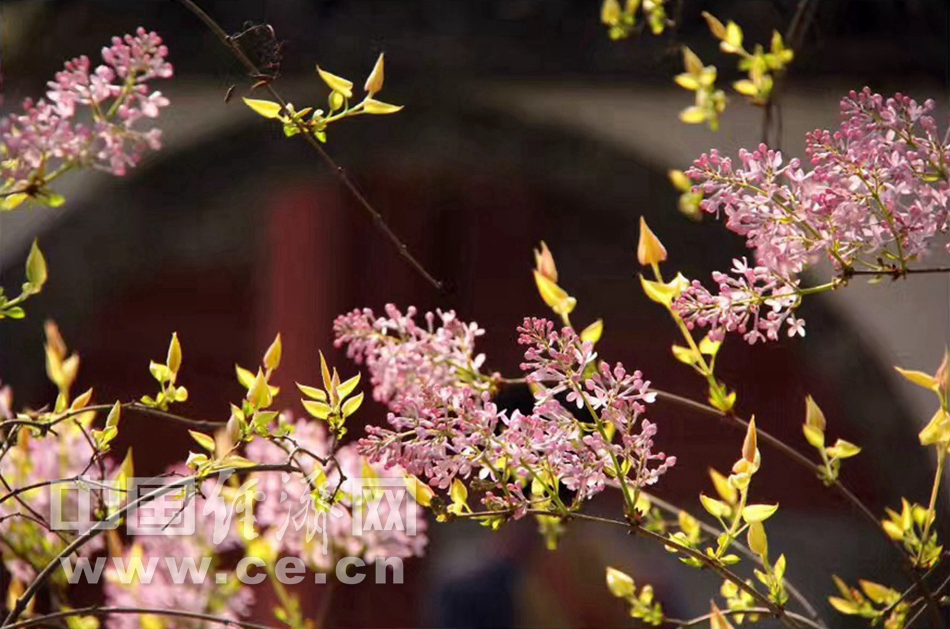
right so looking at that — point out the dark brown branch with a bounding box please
[177,0,443,291]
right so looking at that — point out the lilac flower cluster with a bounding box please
[1,28,172,199]
[104,472,253,629]
[674,88,950,343]
[519,319,675,491]
[336,307,675,515]
[0,420,107,582]
[334,305,489,407]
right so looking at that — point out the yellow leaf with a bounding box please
[741,503,778,523]
[533,271,576,316]
[601,0,622,25]
[534,241,558,283]
[2,193,29,210]
[698,335,721,357]
[242,98,283,119]
[189,430,216,453]
[710,601,735,629]
[70,388,93,411]
[674,73,700,91]
[742,417,758,463]
[859,580,895,605]
[804,395,826,432]
[671,344,700,366]
[26,239,47,288]
[320,351,333,393]
[699,493,729,518]
[733,79,758,97]
[894,366,937,390]
[668,170,690,192]
[747,520,768,557]
[316,67,354,99]
[341,391,364,418]
[829,597,859,615]
[303,399,331,420]
[167,333,182,375]
[404,475,434,507]
[827,439,861,459]
[263,334,282,371]
[248,369,273,409]
[297,383,328,402]
[605,566,635,598]
[338,373,361,399]
[701,11,727,39]
[678,106,707,125]
[722,21,744,53]
[235,364,255,389]
[637,217,668,266]
[115,448,134,502]
[580,319,604,344]
[364,53,385,95]
[639,275,679,307]
[363,98,403,115]
[709,468,737,504]
[450,478,468,507]
[803,423,825,449]
[681,46,704,75]
[919,408,950,446]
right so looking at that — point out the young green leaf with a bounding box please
[25,240,48,289]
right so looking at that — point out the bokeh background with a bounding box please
[0,0,948,626]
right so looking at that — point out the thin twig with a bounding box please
[668,606,773,628]
[177,0,443,291]
[4,606,280,629]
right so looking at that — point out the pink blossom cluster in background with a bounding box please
[1,28,172,195]
[335,307,675,516]
[248,414,428,569]
[103,471,254,629]
[674,88,950,344]
[0,417,108,582]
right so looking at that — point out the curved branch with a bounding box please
[4,606,279,629]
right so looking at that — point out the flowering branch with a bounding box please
[177,0,443,291]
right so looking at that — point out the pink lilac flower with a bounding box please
[334,305,489,407]
[517,319,675,491]
[247,414,428,570]
[104,470,253,629]
[338,308,675,514]
[675,258,804,344]
[0,421,107,582]
[1,28,172,193]
[675,88,950,343]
